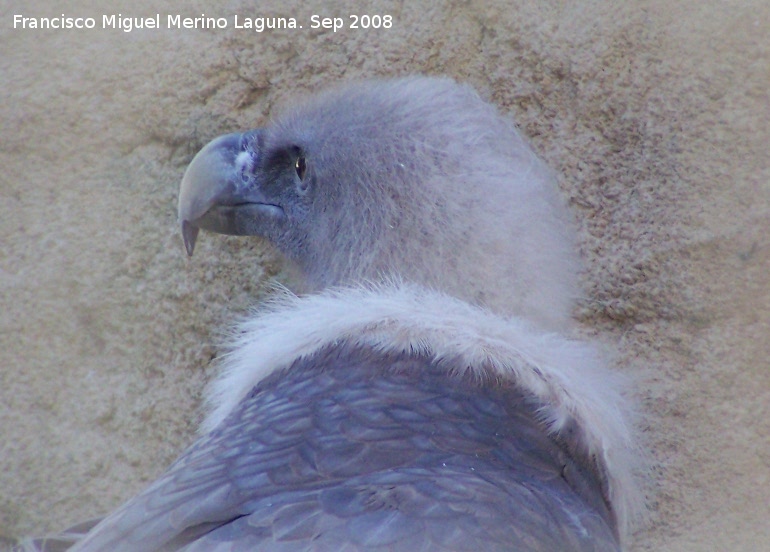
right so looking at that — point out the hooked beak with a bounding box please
[177,131,284,256]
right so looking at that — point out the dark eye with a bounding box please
[295,155,307,181]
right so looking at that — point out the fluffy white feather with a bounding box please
[202,281,644,539]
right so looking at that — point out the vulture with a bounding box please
[17,76,643,551]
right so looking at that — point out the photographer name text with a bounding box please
[13,13,393,33]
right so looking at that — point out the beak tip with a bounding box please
[181,220,199,257]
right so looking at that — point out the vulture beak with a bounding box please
[177,131,283,256]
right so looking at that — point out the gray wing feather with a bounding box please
[63,342,618,551]
[11,519,101,552]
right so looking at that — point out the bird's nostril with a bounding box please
[235,150,253,182]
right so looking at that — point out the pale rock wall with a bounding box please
[1,1,768,550]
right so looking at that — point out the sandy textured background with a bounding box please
[2,1,768,550]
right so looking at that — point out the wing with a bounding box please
[67,341,618,551]
[12,519,100,552]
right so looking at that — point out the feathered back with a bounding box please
[270,77,579,330]
[202,283,645,540]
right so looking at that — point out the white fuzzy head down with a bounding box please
[269,77,579,331]
[202,283,645,542]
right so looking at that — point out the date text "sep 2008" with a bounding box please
[310,15,392,32]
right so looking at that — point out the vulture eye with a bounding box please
[294,155,307,182]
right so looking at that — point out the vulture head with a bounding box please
[179,77,579,330]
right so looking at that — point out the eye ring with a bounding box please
[295,155,307,181]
